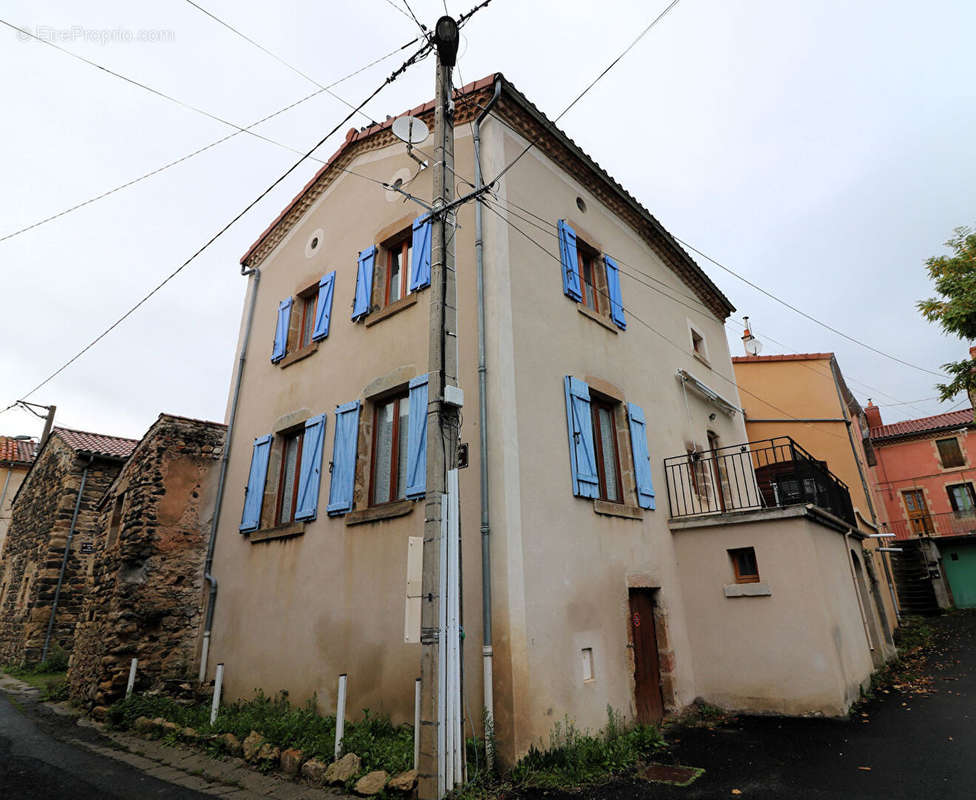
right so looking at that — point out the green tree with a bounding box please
[918,224,976,401]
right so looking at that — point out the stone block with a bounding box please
[257,742,280,766]
[90,705,109,722]
[300,758,329,784]
[280,748,304,775]
[133,715,156,734]
[242,730,266,762]
[388,769,417,792]
[354,771,388,796]
[325,752,361,784]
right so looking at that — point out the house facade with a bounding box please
[731,351,899,650]
[0,428,136,664]
[0,436,35,559]
[867,402,976,610]
[206,73,888,765]
[68,414,226,709]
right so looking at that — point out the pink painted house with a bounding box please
[867,402,976,610]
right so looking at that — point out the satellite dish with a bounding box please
[745,337,763,356]
[392,115,429,145]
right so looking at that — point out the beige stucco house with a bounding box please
[0,436,35,559]
[206,74,889,765]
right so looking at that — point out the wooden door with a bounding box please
[628,589,664,724]
[903,490,933,535]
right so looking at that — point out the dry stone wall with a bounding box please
[0,437,125,665]
[69,415,225,707]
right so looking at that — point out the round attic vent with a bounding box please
[576,196,587,213]
[305,228,324,258]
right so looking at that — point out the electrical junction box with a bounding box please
[443,385,464,408]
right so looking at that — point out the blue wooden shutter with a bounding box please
[563,377,599,498]
[312,272,336,341]
[271,298,293,362]
[352,246,376,321]
[409,216,432,292]
[627,402,656,510]
[405,374,429,499]
[295,414,327,521]
[327,401,360,515]
[240,434,272,531]
[604,255,626,330]
[557,220,582,301]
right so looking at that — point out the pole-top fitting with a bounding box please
[434,16,459,66]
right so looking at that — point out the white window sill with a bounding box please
[723,582,771,597]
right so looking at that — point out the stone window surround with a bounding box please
[687,319,710,368]
[568,220,617,329]
[584,376,643,520]
[275,278,323,369]
[933,434,969,471]
[249,409,314,540]
[349,365,424,526]
[365,215,428,328]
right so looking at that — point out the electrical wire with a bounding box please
[401,0,430,39]
[183,0,384,127]
[0,37,420,244]
[7,39,434,406]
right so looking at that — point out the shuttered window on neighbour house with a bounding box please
[563,377,655,508]
[557,220,626,330]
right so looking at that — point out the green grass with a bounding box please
[2,646,70,701]
[108,689,413,775]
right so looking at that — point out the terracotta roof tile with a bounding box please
[732,353,834,363]
[0,436,36,465]
[870,408,975,442]
[53,427,138,459]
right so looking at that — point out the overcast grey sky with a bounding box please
[1,0,974,442]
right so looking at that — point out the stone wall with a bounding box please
[0,437,125,665]
[68,415,225,707]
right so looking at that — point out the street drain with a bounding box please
[637,763,705,786]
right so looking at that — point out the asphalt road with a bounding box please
[0,690,210,799]
[518,613,976,800]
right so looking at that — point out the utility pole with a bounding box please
[419,15,461,800]
[16,401,56,449]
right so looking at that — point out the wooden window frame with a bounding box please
[729,547,760,584]
[274,428,305,526]
[947,482,976,513]
[384,237,412,308]
[370,391,409,506]
[936,437,965,469]
[590,398,623,503]
[576,240,603,314]
[298,292,318,349]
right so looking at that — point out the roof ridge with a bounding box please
[53,425,139,443]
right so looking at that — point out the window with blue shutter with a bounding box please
[604,255,626,330]
[564,376,599,498]
[627,402,655,510]
[352,246,377,321]
[405,374,429,498]
[409,216,432,292]
[327,401,361,515]
[557,220,582,301]
[312,272,336,341]
[294,414,327,521]
[240,434,272,531]
[271,298,293,363]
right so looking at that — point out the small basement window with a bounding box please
[729,547,760,584]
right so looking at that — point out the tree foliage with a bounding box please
[917,225,976,401]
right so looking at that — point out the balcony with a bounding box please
[884,510,976,540]
[664,436,855,526]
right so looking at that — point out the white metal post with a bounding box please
[125,658,138,699]
[210,663,224,725]
[448,469,462,787]
[335,674,347,760]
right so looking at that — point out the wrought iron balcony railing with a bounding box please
[664,436,856,525]
[883,511,976,540]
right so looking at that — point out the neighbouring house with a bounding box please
[205,73,890,766]
[731,349,899,659]
[68,414,226,708]
[867,400,976,611]
[0,436,36,559]
[0,428,137,665]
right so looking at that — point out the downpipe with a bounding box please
[199,265,261,683]
[42,455,93,663]
[473,76,501,767]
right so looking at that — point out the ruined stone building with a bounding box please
[69,414,225,707]
[1,436,36,559]
[0,428,137,665]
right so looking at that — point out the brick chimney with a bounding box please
[864,399,882,430]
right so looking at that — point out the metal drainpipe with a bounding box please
[41,454,93,663]
[199,265,261,684]
[473,76,502,766]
